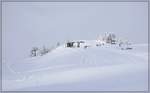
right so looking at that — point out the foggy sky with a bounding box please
[2,2,148,62]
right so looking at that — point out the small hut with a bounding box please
[66,41,75,48]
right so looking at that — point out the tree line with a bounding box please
[30,42,60,57]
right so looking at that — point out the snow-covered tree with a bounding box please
[104,33,116,44]
[40,46,50,56]
[56,42,60,47]
[30,47,39,57]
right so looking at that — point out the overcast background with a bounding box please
[2,2,148,63]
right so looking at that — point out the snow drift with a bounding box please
[2,43,148,91]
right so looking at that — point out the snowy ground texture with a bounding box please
[2,43,148,91]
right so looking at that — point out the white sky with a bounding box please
[2,2,148,62]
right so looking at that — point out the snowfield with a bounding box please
[2,43,148,91]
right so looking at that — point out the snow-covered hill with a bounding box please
[2,43,148,91]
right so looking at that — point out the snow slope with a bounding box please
[2,43,148,91]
